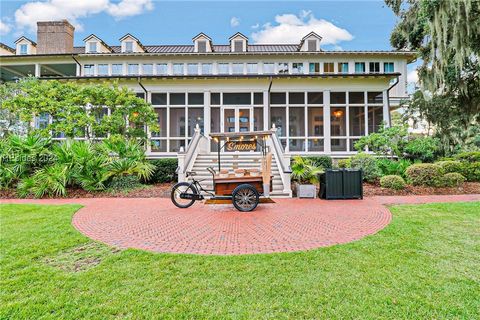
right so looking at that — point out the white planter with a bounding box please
[297,184,316,198]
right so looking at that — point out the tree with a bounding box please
[0,78,158,139]
[385,0,480,154]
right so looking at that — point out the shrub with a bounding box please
[304,156,332,170]
[435,160,462,174]
[405,163,443,186]
[380,175,406,190]
[354,125,408,158]
[291,156,324,184]
[148,158,178,183]
[460,162,480,182]
[108,175,142,190]
[455,151,480,163]
[404,136,440,162]
[442,173,466,187]
[350,153,381,182]
[337,158,351,169]
[376,158,412,179]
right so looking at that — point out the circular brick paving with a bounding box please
[71,198,392,255]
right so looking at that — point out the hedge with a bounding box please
[405,163,443,187]
[380,175,406,190]
[442,173,465,187]
[148,158,178,183]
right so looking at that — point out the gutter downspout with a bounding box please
[71,54,82,76]
[137,77,148,102]
[386,75,399,126]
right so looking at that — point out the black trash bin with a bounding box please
[319,169,363,200]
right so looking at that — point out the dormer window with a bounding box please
[192,33,213,53]
[20,44,28,55]
[125,41,133,53]
[88,42,97,53]
[300,32,322,52]
[307,40,317,51]
[229,32,248,52]
[198,41,207,53]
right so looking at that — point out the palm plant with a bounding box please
[29,163,69,198]
[105,158,155,181]
[291,156,324,184]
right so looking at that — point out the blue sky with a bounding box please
[0,0,398,50]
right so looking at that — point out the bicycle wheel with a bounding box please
[171,182,198,208]
[232,184,259,212]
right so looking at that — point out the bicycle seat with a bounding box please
[186,171,197,177]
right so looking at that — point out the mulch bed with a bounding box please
[0,183,174,199]
[363,182,480,197]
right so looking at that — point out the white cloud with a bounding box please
[251,11,353,45]
[407,69,419,83]
[0,19,11,35]
[230,16,240,28]
[251,23,259,29]
[13,0,153,33]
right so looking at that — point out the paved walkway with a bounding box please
[1,194,479,255]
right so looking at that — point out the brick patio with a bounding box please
[2,194,479,255]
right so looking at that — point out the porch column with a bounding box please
[204,90,211,151]
[323,90,331,153]
[34,63,41,77]
[382,90,390,127]
[263,90,269,130]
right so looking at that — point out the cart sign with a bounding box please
[225,140,257,151]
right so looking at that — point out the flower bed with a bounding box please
[363,181,480,196]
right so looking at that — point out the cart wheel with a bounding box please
[171,182,198,208]
[232,184,259,212]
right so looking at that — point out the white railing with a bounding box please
[267,126,292,196]
[176,124,208,182]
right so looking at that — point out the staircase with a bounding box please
[188,153,290,197]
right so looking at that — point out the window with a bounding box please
[142,64,153,75]
[223,93,251,105]
[384,62,394,73]
[270,92,286,105]
[211,93,220,105]
[125,41,133,53]
[233,40,243,52]
[307,92,323,104]
[355,62,366,73]
[308,139,324,151]
[151,140,167,152]
[254,107,264,131]
[349,92,364,104]
[330,92,346,104]
[289,107,305,137]
[309,63,320,74]
[170,93,186,105]
[263,63,274,74]
[331,107,346,136]
[308,107,323,136]
[156,63,168,75]
[97,64,108,76]
[307,40,317,51]
[188,93,204,105]
[84,64,94,76]
[217,63,229,74]
[369,62,380,73]
[232,63,244,74]
[368,106,383,133]
[349,107,365,136]
[151,93,167,105]
[331,139,347,151]
[188,108,204,135]
[289,92,304,104]
[367,92,383,104]
[338,62,349,73]
[201,63,212,75]
[278,63,289,74]
[271,107,286,137]
[136,93,145,100]
[198,40,207,53]
[292,63,304,74]
[19,44,28,55]
[151,108,167,137]
[170,108,185,137]
[323,62,334,73]
[111,64,123,75]
[128,64,139,75]
[247,63,258,74]
[173,63,184,75]
[88,42,97,53]
[254,92,263,105]
[187,63,198,75]
[35,113,49,129]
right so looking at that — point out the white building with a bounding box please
[0,20,416,195]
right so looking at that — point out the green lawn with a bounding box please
[1,202,479,319]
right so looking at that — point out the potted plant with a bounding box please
[291,156,324,198]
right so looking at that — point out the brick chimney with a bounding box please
[36,20,75,54]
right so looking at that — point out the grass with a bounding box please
[1,202,479,319]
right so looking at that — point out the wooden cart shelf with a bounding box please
[214,174,273,196]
